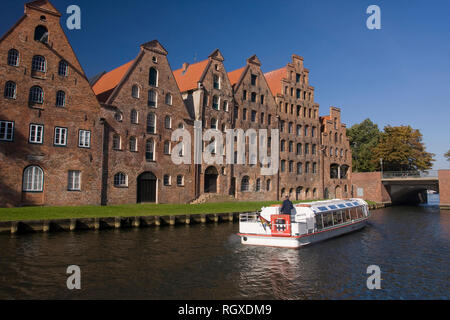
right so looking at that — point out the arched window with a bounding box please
[56,90,66,107]
[146,139,155,162]
[165,116,172,129]
[241,176,250,192]
[213,74,220,89]
[112,134,121,150]
[164,141,171,154]
[296,143,302,155]
[212,95,219,110]
[165,93,172,105]
[29,86,44,104]
[130,109,138,124]
[211,118,217,130]
[305,162,310,173]
[149,67,158,86]
[132,85,139,98]
[147,113,156,133]
[34,25,48,43]
[23,166,43,192]
[148,90,157,107]
[281,160,286,172]
[163,175,171,186]
[256,178,261,192]
[313,188,317,199]
[177,175,184,186]
[32,55,46,72]
[266,179,271,191]
[114,173,128,187]
[129,137,137,152]
[58,60,68,76]
[289,141,293,153]
[7,49,19,66]
[281,140,285,152]
[223,100,229,112]
[4,81,16,99]
[335,132,338,143]
[289,161,294,173]
[297,162,302,175]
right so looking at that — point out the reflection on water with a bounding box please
[0,206,448,300]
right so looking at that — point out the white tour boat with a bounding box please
[238,199,370,248]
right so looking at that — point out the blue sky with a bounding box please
[2,0,449,169]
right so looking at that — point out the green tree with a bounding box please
[347,119,381,172]
[445,150,450,162]
[372,125,435,172]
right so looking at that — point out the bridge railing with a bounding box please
[382,170,438,179]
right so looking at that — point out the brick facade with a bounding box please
[438,170,450,209]
[320,107,352,199]
[0,0,368,208]
[0,1,102,207]
[351,172,391,203]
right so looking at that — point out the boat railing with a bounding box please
[239,212,260,222]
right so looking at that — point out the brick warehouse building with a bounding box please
[0,0,353,207]
[0,0,102,207]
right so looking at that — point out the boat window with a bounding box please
[342,210,348,223]
[328,205,338,210]
[332,212,342,225]
[315,215,324,230]
[350,208,358,220]
[318,206,328,212]
[346,203,353,207]
[323,212,333,228]
[346,209,351,221]
[357,207,364,219]
[352,202,359,206]
[338,204,346,209]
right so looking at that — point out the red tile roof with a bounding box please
[173,59,210,92]
[92,60,135,102]
[227,67,246,86]
[264,67,287,96]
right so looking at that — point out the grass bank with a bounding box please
[0,200,298,222]
[0,199,378,223]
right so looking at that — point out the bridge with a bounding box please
[352,170,450,209]
[381,171,439,204]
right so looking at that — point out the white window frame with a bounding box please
[54,127,67,146]
[114,172,128,187]
[29,124,44,144]
[78,130,91,148]
[23,166,43,192]
[68,170,81,191]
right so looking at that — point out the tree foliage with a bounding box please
[445,150,450,163]
[371,125,435,171]
[347,119,381,172]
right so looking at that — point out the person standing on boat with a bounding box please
[281,195,294,214]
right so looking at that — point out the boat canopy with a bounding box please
[301,199,368,215]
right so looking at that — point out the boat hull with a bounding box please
[239,219,368,248]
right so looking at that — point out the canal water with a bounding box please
[0,206,448,300]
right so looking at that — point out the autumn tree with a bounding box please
[347,119,381,172]
[371,125,435,172]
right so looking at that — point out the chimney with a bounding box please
[182,62,189,74]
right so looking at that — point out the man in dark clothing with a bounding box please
[280,195,294,214]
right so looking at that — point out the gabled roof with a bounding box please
[173,59,210,92]
[92,60,135,103]
[25,0,61,17]
[227,67,246,86]
[264,67,287,96]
